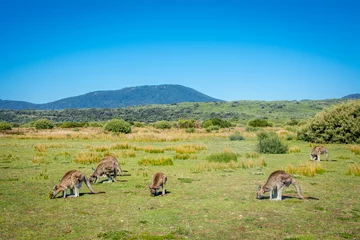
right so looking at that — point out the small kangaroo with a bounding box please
[256,170,304,201]
[310,146,328,161]
[149,172,167,197]
[89,156,124,184]
[50,170,98,199]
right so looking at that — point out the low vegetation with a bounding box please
[298,100,360,144]
[0,100,360,239]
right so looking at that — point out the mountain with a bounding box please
[0,84,223,110]
[342,93,360,99]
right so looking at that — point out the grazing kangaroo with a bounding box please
[50,170,98,199]
[310,146,328,161]
[149,172,167,197]
[89,156,124,184]
[256,170,304,201]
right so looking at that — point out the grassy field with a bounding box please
[0,127,359,239]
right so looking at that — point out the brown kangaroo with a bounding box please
[149,172,167,197]
[256,170,304,201]
[310,146,328,161]
[50,170,98,199]
[89,156,125,184]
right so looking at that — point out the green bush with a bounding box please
[34,119,54,130]
[206,152,238,163]
[229,132,245,141]
[297,100,360,143]
[178,119,196,128]
[153,120,172,129]
[185,128,195,133]
[89,122,104,127]
[256,132,288,154]
[133,122,145,127]
[201,118,231,128]
[0,122,12,130]
[248,119,273,127]
[104,119,131,133]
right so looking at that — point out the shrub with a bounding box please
[206,126,220,132]
[206,152,238,163]
[34,118,54,129]
[185,128,195,133]
[153,120,172,129]
[297,100,360,143]
[178,119,196,128]
[201,118,231,128]
[248,119,273,127]
[89,122,104,127]
[0,122,12,130]
[133,122,145,127]
[229,132,245,141]
[257,132,288,154]
[104,119,131,133]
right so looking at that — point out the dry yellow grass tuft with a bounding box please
[74,151,103,164]
[350,145,360,155]
[285,162,325,177]
[289,146,301,153]
[346,163,360,176]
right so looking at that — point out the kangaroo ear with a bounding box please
[92,168,96,171]
[258,185,262,191]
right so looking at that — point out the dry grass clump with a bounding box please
[346,163,360,176]
[136,168,150,177]
[289,146,301,153]
[74,151,103,164]
[121,149,136,158]
[173,154,197,160]
[350,145,360,155]
[91,145,110,152]
[240,157,267,169]
[138,157,174,166]
[285,163,325,177]
[111,142,133,150]
[34,144,47,152]
[245,152,259,159]
[32,155,45,164]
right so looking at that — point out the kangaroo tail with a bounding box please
[292,180,304,199]
[84,176,97,194]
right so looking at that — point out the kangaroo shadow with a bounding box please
[152,190,171,197]
[98,179,128,184]
[79,191,106,196]
[257,195,318,200]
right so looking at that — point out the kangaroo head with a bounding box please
[50,185,59,199]
[149,186,157,196]
[256,185,265,199]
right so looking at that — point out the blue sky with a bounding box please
[1,0,359,103]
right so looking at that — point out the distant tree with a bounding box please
[178,119,196,128]
[34,118,54,129]
[104,119,131,133]
[201,118,231,128]
[248,119,272,127]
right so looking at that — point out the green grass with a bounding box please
[0,128,360,239]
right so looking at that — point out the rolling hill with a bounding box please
[0,84,223,110]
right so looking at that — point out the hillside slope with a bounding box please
[0,85,223,110]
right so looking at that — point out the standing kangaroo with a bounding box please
[50,170,98,199]
[310,146,328,161]
[89,156,124,184]
[256,170,304,201]
[149,172,167,197]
